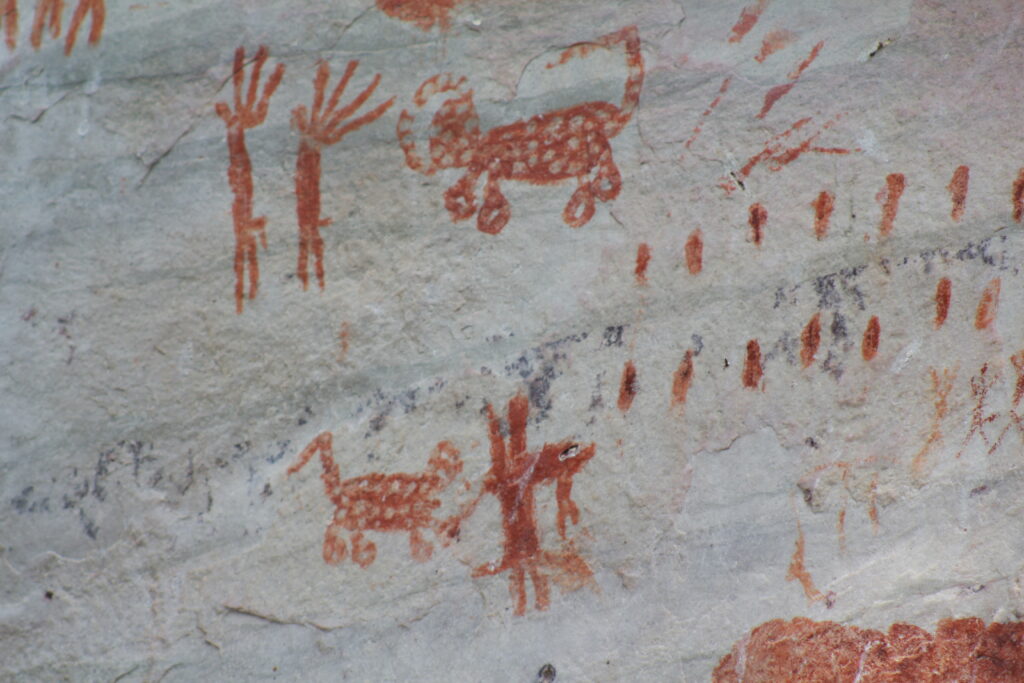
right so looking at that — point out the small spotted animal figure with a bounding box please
[397,25,644,234]
[288,433,463,568]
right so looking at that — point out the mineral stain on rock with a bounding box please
[713,617,1024,682]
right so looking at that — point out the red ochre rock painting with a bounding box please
[742,339,762,389]
[467,394,597,615]
[292,60,394,291]
[989,350,1024,454]
[786,520,826,603]
[288,433,464,567]
[634,242,651,284]
[618,360,638,412]
[1012,167,1024,222]
[685,229,703,274]
[861,315,880,361]
[947,164,969,221]
[800,312,820,368]
[754,29,796,63]
[876,172,905,238]
[376,0,460,31]
[974,277,1000,330]
[748,202,767,246]
[671,350,694,411]
[958,362,999,457]
[2,0,16,49]
[934,277,952,329]
[215,45,285,314]
[728,0,768,43]
[397,25,644,234]
[713,617,1024,682]
[812,189,834,239]
[912,365,957,477]
[29,0,103,54]
[756,40,824,119]
[682,76,730,154]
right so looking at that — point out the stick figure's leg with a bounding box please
[297,226,310,290]
[478,174,511,234]
[246,239,259,301]
[312,228,325,291]
[564,178,596,228]
[322,519,348,565]
[529,568,550,612]
[409,528,433,562]
[350,531,377,568]
[234,241,245,314]
[509,567,527,616]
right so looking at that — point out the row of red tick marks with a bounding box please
[1,0,103,54]
[215,46,393,313]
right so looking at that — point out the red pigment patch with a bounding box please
[876,172,905,238]
[934,277,951,329]
[618,360,638,412]
[713,617,1024,682]
[975,277,1000,330]
[2,0,15,50]
[672,350,694,410]
[787,40,824,80]
[812,190,834,239]
[785,522,825,602]
[338,321,351,362]
[912,366,957,477]
[756,41,823,119]
[376,0,460,31]
[728,0,768,43]
[862,315,880,361]
[800,312,820,368]
[742,340,762,388]
[748,203,767,246]
[634,243,651,284]
[685,229,703,275]
[683,77,731,152]
[754,29,796,63]
[737,115,851,182]
[1013,168,1024,222]
[947,164,969,222]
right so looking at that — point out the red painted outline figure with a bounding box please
[288,433,464,567]
[397,25,644,234]
[215,46,285,314]
[292,61,394,291]
[30,0,103,54]
[458,394,596,615]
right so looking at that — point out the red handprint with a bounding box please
[215,46,285,314]
[30,0,103,54]
[292,61,393,291]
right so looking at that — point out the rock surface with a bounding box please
[2,0,1024,680]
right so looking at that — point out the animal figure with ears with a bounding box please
[397,25,644,234]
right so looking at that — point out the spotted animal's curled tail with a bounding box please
[396,73,470,175]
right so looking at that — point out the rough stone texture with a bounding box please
[2,0,1024,680]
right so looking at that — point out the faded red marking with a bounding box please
[293,60,394,291]
[338,321,351,362]
[800,312,820,368]
[742,339,762,389]
[634,242,651,284]
[867,474,880,533]
[958,363,1000,456]
[861,315,880,361]
[2,0,16,50]
[683,77,731,152]
[934,277,951,328]
[685,229,703,275]
[876,172,905,238]
[713,617,1024,682]
[289,435,464,567]
[991,350,1024,454]
[974,277,1000,330]
[1013,168,1024,222]
[736,115,851,182]
[836,508,846,553]
[671,350,694,411]
[786,521,824,602]
[618,360,638,412]
[811,190,834,239]
[912,366,957,477]
[376,0,460,31]
[398,26,643,234]
[216,46,285,314]
[458,394,597,615]
[756,41,823,119]
[754,29,796,63]
[947,164,969,222]
[748,203,767,246]
[728,0,767,43]
[31,0,103,54]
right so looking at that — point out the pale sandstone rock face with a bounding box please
[2,0,1024,680]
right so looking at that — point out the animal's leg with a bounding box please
[529,567,550,612]
[564,179,596,228]
[477,175,511,234]
[509,567,527,616]
[350,532,377,568]
[590,144,622,202]
[322,518,349,565]
[444,169,482,222]
[409,528,433,562]
[555,477,580,538]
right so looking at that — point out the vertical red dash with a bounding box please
[947,165,969,222]
[634,243,651,285]
[672,350,694,410]
[800,313,820,368]
[811,190,834,239]
[876,173,905,238]
[934,277,951,329]
[742,340,762,388]
[685,229,703,275]
[861,316,880,361]
[618,361,638,413]
[749,203,767,246]
[1013,168,1024,222]
[2,0,16,50]
[975,278,1000,330]
[786,40,824,80]
[728,0,768,43]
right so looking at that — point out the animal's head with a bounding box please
[427,440,464,486]
[397,73,481,175]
